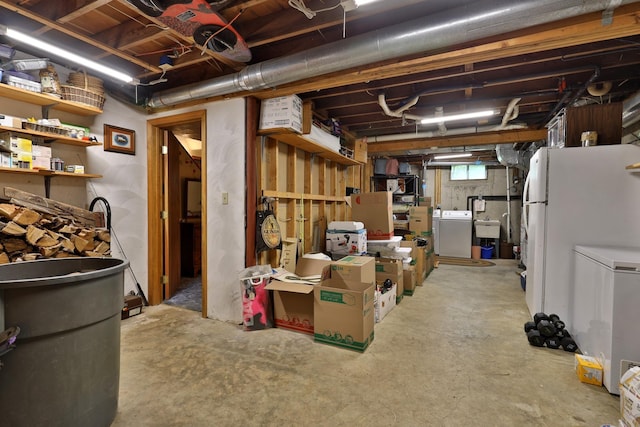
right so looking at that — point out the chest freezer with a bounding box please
[571,245,640,394]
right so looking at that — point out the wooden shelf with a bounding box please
[261,130,362,166]
[0,167,102,179]
[262,190,345,202]
[0,125,102,147]
[626,163,640,170]
[0,83,102,116]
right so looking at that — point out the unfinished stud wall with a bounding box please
[256,136,363,266]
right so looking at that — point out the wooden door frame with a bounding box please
[146,110,207,317]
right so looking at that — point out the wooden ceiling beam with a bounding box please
[247,3,640,99]
[0,0,162,73]
[367,129,548,154]
[57,0,112,23]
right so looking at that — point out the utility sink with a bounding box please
[475,219,501,239]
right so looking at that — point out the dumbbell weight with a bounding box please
[533,312,549,324]
[524,321,536,333]
[527,329,545,347]
[545,336,562,349]
[561,337,578,352]
[537,319,557,337]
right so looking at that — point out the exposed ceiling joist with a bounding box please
[367,129,548,155]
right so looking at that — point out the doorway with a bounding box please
[146,110,207,317]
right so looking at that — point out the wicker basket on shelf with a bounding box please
[67,72,104,93]
[60,71,106,110]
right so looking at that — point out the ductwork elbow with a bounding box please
[498,98,521,129]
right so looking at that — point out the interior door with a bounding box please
[162,132,182,299]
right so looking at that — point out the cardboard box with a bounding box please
[31,155,51,170]
[575,354,603,386]
[121,295,143,320]
[415,245,426,283]
[375,257,404,302]
[351,192,394,240]
[0,115,22,128]
[353,138,367,164]
[0,133,32,153]
[295,256,333,277]
[0,151,10,167]
[418,196,432,207]
[326,228,367,256]
[265,280,315,335]
[65,164,85,174]
[259,95,303,134]
[314,276,375,352]
[10,150,31,169]
[375,283,396,323]
[330,255,375,285]
[279,238,298,273]
[403,266,417,296]
[409,206,433,234]
[31,144,51,157]
[400,239,417,258]
[620,366,640,427]
[426,250,435,278]
[264,256,332,335]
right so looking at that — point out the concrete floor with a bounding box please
[112,259,620,427]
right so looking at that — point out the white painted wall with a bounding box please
[154,99,247,322]
[84,98,149,301]
[1,80,247,323]
[89,95,248,323]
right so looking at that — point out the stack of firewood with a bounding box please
[0,187,110,264]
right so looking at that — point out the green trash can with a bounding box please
[0,257,129,427]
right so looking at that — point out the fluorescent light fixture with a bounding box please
[433,152,473,160]
[341,0,382,11]
[1,26,136,84]
[421,110,496,125]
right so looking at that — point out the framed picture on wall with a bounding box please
[104,124,135,155]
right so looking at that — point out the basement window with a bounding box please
[450,164,487,180]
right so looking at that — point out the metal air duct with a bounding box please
[623,89,640,128]
[149,0,635,108]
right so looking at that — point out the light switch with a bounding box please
[222,192,229,205]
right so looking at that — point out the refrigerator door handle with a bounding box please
[523,172,531,235]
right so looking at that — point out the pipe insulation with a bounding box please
[148,0,636,108]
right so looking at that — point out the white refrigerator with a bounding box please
[522,144,640,327]
[572,245,640,394]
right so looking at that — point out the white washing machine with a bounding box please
[432,209,441,255]
[439,210,472,258]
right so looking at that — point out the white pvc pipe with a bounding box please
[506,166,512,243]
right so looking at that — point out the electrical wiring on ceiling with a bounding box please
[288,0,342,19]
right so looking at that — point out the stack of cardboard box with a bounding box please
[266,256,377,352]
[264,191,435,352]
[0,131,33,169]
[408,198,436,279]
[350,192,394,241]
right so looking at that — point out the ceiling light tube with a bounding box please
[421,110,496,125]
[432,152,473,160]
[341,0,382,11]
[1,26,136,84]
